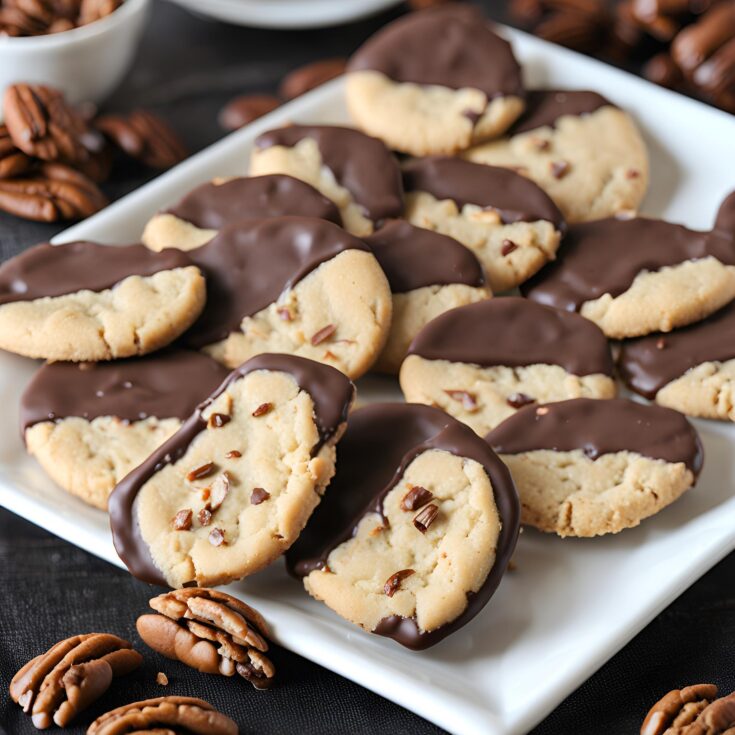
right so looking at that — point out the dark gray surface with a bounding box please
[1,2,734,733]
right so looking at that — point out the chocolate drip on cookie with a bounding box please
[185,216,371,348]
[402,157,565,230]
[164,175,342,230]
[347,5,523,99]
[486,398,703,474]
[522,207,735,310]
[365,220,485,293]
[109,353,355,586]
[286,403,519,649]
[254,126,403,224]
[509,90,611,136]
[407,297,613,376]
[0,242,194,305]
[20,351,229,432]
[619,300,735,398]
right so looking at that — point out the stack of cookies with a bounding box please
[2,4,731,651]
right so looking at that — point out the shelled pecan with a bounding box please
[0,125,32,179]
[640,683,735,735]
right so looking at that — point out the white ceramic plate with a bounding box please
[166,0,402,29]
[2,28,735,735]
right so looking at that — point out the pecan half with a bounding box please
[0,125,32,179]
[641,683,718,735]
[78,0,121,25]
[87,696,238,735]
[218,94,281,131]
[279,58,347,100]
[137,588,276,690]
[9,633,142,728]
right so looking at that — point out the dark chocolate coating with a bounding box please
[485,397,703,475]
[365,220,485,293]
[402,157,565,231]
[522,204,735,311]
[407,297,613,376]
[184,216,370,348]
[510,89,611,136]
[0,242,194,306]
[618,300,735,399]
[347,5,523,100]
[254,125,403,224]
[286,402,520,650]
[164,174,341,230]
[20,351,229,433]
[109,353,355,587]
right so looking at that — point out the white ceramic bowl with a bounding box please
[0,0,150,120]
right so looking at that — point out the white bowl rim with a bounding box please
[0,0,149,49]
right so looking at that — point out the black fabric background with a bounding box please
[1,2,734,733]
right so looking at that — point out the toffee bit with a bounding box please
[550,160,571,179]
[172,509,192,531]
[311,324,336,346]
[198,508,212,527]
[400,486,433,512]
[201,488,211,502]
[413,503,439,533]
[209,472,230,511]
[156,672,169,686]
[208,527,226,547]
[384,569,415,597]
[252,402,273,417]
[251,487,271,505]
[208,413,231,428]
[501,239,518,256]
[444,389,478,412]
[187,461,215,482]
[507,392,535,409]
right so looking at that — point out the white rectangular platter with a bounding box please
[2,27,735,735]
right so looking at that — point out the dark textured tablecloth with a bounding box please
[1,2,734,733]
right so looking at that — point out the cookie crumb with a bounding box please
[156,672,169,686]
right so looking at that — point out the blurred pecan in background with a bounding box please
[279,57,347,100]
[218,94,281,131]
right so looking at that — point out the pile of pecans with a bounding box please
[0,82,187,222]
[509,0,735,113]
[0,0,123,37]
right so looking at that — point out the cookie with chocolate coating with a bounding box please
[345,6,524,156]
[402,157,565,292]
[365,220,491,373]
[142,174,342,252]
[0,241,206,362]
[287,403,519,650]
[400,298,616,434]
[184,216,393,379]
[109,353,355,588]
[523,191,735,338]
[250,125,403,236]
[21,351,229,509]
[486,398,704,537]
[465,90,649,223]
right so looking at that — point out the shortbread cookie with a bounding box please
[485,398,704,537]
[142,174,341,251]
[0,241,205,361]
[619,299,735,421]
[522,192,735,338]
[21,351,228,509]
[286,403,519,649]
[465,89,649,223]
[346,5,524,156]
[109,353,355,588]
[402,157,565,292]
[250,125,403,236]
[365,220,490,373]
[185,216,392,379]
[400,298,616,435]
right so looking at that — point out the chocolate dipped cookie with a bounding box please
[21,351,228,509]
[184,216,393,379]
[486,398,704,537]
[250,125,403,236]
[365,220,491,373]
[0,241,206,361]
[286,403,519,650]
[109,353,355,588]
[402,157,565,292]
[400,298,616,435]
[522,191,735,338]
[465,89,649,223]
[345,6,525,156]
[142,174,341,252]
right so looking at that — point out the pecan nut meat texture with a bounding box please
[9,633,142,729]
[137,588,276,690]
[641,683,735,735]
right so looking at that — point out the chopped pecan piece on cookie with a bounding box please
[137,588,276,690]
